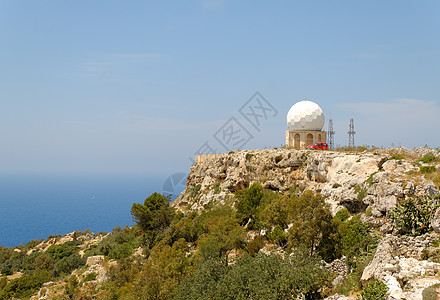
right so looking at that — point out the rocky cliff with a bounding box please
[172,147,440,300]
[173,147,439,217]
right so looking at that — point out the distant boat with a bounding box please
[91,195,95,200]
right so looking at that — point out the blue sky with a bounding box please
[1,0,439,177]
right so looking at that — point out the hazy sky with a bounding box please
[1,1,439,177]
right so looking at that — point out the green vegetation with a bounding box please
[0,184,379,299]
[360,279,388,300]
[420,166,436,174]
[189,184,202,198]
[245,153,254,161]
[355,185,368,201]
[390,154,405,160]
[131,192,175,247]
[213,181,221,194]
[419,153,438,164]
[390,195,440,235]
[174,248,329,300]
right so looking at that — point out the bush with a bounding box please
[93,227,141,259]
[189,184,202,198]
[361,279,388,300]
[287,191,334,257]
[245,236,265,256]
[1,268,12,276]
[52,253,85,277]
[213,182,221,194]
[390,195,440,235]
[0,270,51,299]
[46,244,78,260]
[274,155,283,164]
[266,226,286,247]
[235,183,264,228]
[334,209,350,222]
[197,206,245,259]
[420,166,436,174]
[174,248,329,300]
[338,215,376,268]
[245,153,254,161]
[419,153,438,164]
[81,272,97,285]
[390,154,405,160]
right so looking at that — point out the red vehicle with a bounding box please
[307,142,329,150]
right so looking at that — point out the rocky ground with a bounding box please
[172,146,440,300]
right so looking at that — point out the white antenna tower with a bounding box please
[327,119,335,149]
[348,118,356,148]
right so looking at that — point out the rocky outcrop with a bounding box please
[173,148,439,216]
[361,233,440,299]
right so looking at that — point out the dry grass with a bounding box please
[424,169,440,187]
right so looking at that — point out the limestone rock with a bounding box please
[86,255,105,267]
[431,207,440,233]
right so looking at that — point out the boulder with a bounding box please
[86,255,105,267]
[431,207,440,233]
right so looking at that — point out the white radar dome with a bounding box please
[287,100,325,131]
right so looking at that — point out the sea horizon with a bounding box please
[0,172,183,248]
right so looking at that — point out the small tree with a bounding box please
[131,193,175,247]
[287,191,334,256]
[235,183,264,228]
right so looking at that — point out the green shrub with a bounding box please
[81,272,97,285]
[338,215,376,267]
[198,206,245,260]
[287,191,334,258]
[420,166,436,174]
[332,183,342,188]
[355,186,368,201]
[267,225,287,247]
[52,253,85,277]
[274,155,283,164]
[213,182,221,194]
[245,236,265,256]
[419,153,438,164]
[1,268,12,276]
[0,270,51,299]
[334,209,350,222]
[93,227,141,259]
[390,195,440,235]
[361,279,388,300]
[235,183,264,228]
[0,277,7,291]
[46,244,78,260]
[189,184,202,198]
[390,154,405,160]
[65,275,78,298]
[245,153,254,161]
[174,248,329,300]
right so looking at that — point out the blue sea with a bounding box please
[0,173,181,248]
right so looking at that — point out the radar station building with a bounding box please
[285,100,327,149]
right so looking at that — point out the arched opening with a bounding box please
[307,133,313,146]
[318,134,322,142]
[294,134,300,149]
